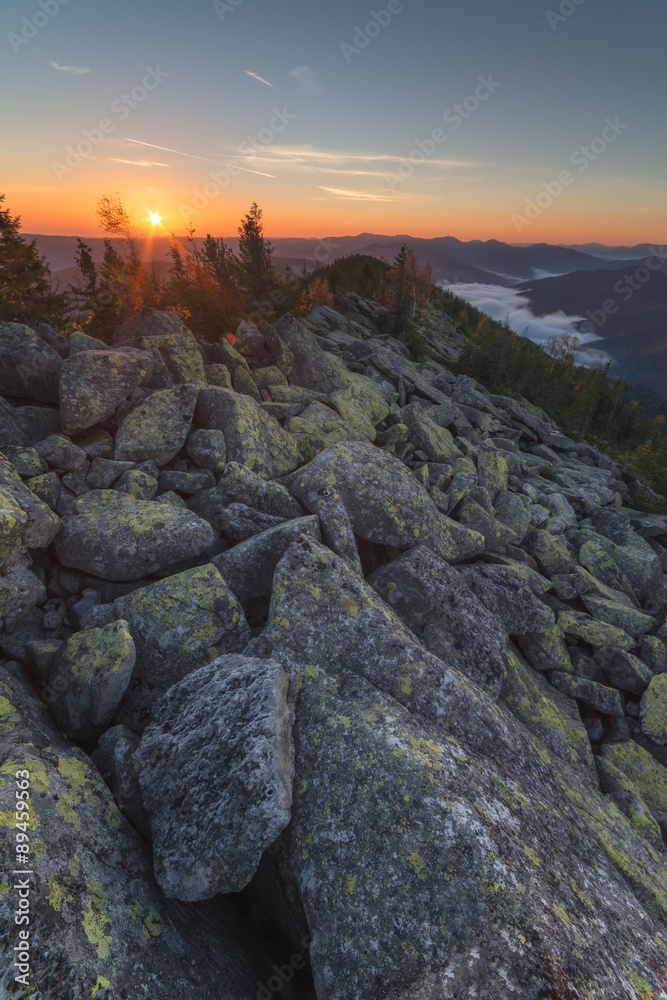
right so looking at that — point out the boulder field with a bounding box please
[1,300,667,998]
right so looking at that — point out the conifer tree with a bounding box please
[0,193,67,325]
[237,202,275,303]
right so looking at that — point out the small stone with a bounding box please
[87,457,135,489]
[185,428,227,472]
[157,469,216,495]
[114,469,158,501]
[218,503,286,543]
[36,433,87,471]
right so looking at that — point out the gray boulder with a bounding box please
[186,427,227,471]
[282,441,484,563]
[83,563,249,731]
[114,383,199,466]
[234,319,265,355]
[59,348,153,434]
[48,620,136,739]
[196,386,301,479]
[213,515,321,610]
[0,668,280,998]
[55,489,214,581]
[0,322,62,402]
[461,563,555,636]
[134,654,293,900]
[369,546,508,696]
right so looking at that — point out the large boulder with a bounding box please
[114,384,199,466]
[0,668,281,998]
[0,322,62,402]
[196,386,301,479]
[282,441,484,563]
[133,655,293,900]
[82,564,249,730]
[55,490,214,581]
[59,348,153,434]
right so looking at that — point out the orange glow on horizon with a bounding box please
[8,185,665,248]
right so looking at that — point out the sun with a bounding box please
[149,213,161,225]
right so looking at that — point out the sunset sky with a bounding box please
[1,0,665,244]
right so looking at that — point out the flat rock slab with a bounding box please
[284,662,667,1000]
[55,489,214,581]
[134,654,293,900]
[282,441,484,563]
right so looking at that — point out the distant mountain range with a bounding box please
[27,232,661,286]
[27,231,667,399]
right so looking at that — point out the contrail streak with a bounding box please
[123,138,276,177]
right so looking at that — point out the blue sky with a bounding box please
[1,0,665,241]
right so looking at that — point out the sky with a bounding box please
[1,0,665,243]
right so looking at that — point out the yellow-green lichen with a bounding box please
[82,878,112,960]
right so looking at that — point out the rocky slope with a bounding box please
[1,300,667,999]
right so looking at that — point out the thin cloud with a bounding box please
[246,145,478,168]
[50,61,90,74]
[290,66,319,90]
[109,159,170,167]
[246,70,273,88]
[317,186,432,202]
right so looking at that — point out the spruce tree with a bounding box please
[237,202,275,304]
[0,193,67,325]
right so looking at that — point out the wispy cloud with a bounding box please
[290,66,319,90]
[317,186,431,202]
[245,70,273,88]
[239,145,478,169]
[109,159,170,167]
[50,61,90,74]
